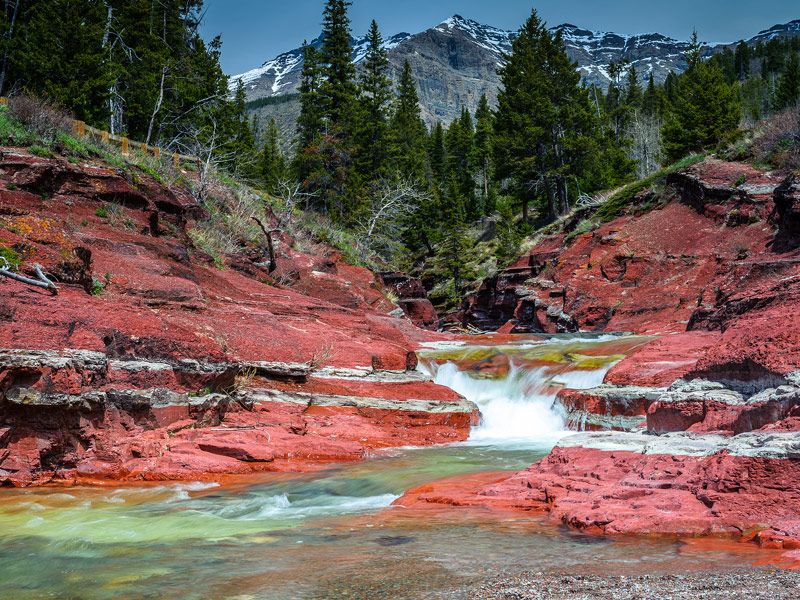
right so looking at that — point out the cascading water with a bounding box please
[418,335,628,445]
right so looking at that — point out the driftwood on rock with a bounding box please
[0,261,58,294]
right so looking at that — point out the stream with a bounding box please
[0,335,779,599]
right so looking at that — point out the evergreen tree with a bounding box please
[474,94,494,204]
[625,65,643,110]
[428,122,447,187]
[445,106,478,220]
[494,9,611,221]
[661,32,742,162]
[641,73,663,116]
[13,0,111,125]
[389,61,427,181]
[296,41,325,148]
[355,20,392,179]
[320,0,357,137]
[261,118,285,191]
[494,198,522,266]
[664,70,680,105]
[224,80,258,177]
[775,51,800,110]
[734,40,751,80]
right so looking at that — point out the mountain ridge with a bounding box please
[235,14,800,132]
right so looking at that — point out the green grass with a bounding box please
[0,245,21,270]
[0,109,42,146]
[593,153,708,224]
[95,205,109,218]
[564,218,597,243]
[57,133,91,158]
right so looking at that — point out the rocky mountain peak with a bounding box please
[235,15,800,138]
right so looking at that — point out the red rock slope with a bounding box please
[0,150,473,486]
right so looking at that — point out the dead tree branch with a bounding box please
[251,215,277,273]
[0,259,58,294]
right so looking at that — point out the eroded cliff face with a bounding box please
[395,157,800,557]
[465,158,800,385]
[0,149,469,486]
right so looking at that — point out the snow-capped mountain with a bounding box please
[236,14,799,135]
[747,19,800,44]
[230,31,412,98]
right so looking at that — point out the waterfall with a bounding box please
[420,340,617,445]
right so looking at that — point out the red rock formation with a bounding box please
[378,272,439,330]
[394,432,800,548]
[0,149,475,485]
[403,156,800,557]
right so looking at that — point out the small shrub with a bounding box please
[733,175,746,187]
[104,203,125,227]
[753,108,800,171]
[5,183,16,190]
[565,218,596,243]
[57,133,90,158]
[81,219,88,227]
[95,205,109,218]
[0,245,21,270]
[7,94,72,141]
[28,145,54,158]
[90,276,105,296]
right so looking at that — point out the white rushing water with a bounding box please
[421,339,618,446]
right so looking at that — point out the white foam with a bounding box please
[425,337,622,445]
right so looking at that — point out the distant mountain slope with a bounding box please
[234,15,799,135]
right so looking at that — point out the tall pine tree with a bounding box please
[389,60,427,181]
[661,32,741,162]
[296,42,325,148]
[355,20,392,180]
[320,0,357,138]
[474,94,494,205]
[494,10,610,221]
[775,51,800,110]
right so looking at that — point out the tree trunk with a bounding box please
[483,156,489,198]
[556,176,568,215]
[0,0,20,96]
[146,66,166,146]
[251,216,277,273]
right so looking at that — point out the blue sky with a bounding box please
[200,1,800,75]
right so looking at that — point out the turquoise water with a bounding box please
[0,336,780,599]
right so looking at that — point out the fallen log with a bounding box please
[0,261,58,294]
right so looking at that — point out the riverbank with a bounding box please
[459,570,800,600]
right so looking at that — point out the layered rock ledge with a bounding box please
[0,348,477,486]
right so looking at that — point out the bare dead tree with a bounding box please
[355,180,429,263]
[627,111,663,179]
[274,178,317,226]
[146,64,168,146]
[251,215,277,273]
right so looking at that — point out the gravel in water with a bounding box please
[462,570,800,600]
